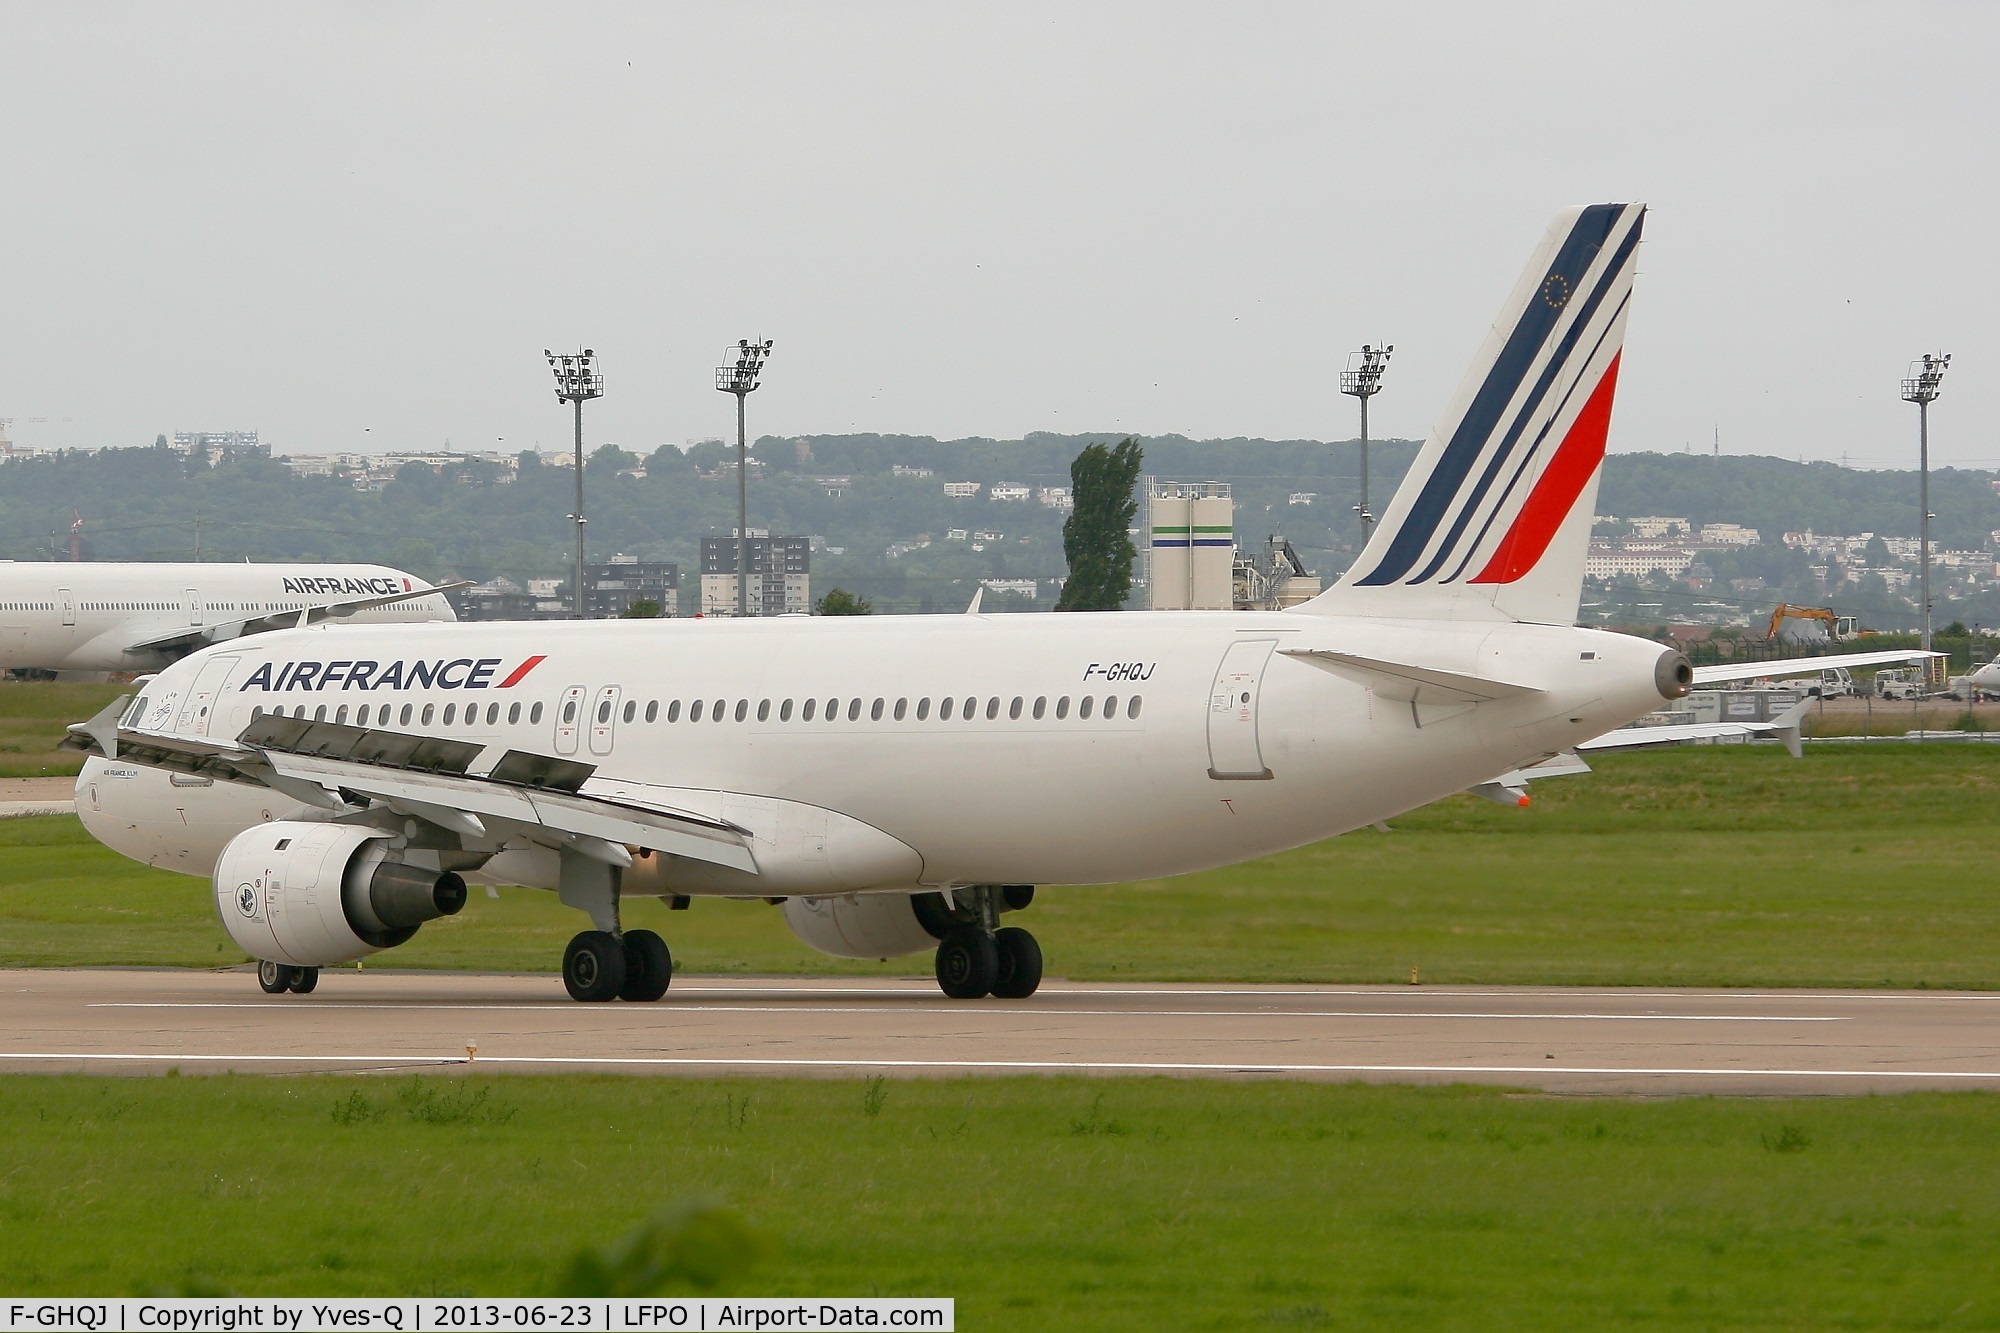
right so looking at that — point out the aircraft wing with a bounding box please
[122,581,471,659]
[1692,649,1943,686]
[62,704,756,873]
[1578,697,1814,759]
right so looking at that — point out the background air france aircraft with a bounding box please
[0,561,457,675]
[73,203,1704,1004]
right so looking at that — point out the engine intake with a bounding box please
[213,821,467,966]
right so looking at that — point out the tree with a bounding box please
[816,587,873,615]
[621,598,663,619]
[1056,438,1143,611]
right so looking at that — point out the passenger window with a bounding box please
[421,704,435,725]
[510,702,522,725]
[666,700,680,722]
[871,698,884,721]
[780,699,793,721]
[734,700,748,722]
[335,705,349,724]
[1033,696,1047,719]
[941,697,955,721]
[802,698,817,721]
[563,700,578,723]
[757,699,771,721]
[985,697,1000,720]
[1129,696,1143,718]
[312,705,326,722]
[444,703,458,725]
[596,700,610,723]
[825,698,839,721]
[354,704,368,726]
[1079,696,1095,719]
[894,698,907,721]
[401,704,414,726]
[622,700,636,723]
[247,704,260,720]
[1009,696,1023,720]
[1105,696,1119,719]
[488,702,501,725]
[691,700,705,722]
[1056,696,1070,719]
[644,701,657,723]
[847,698,862,721]
[917,697,931,721]
[467,707,479,730]
[530,702,543,724]
[716,700,729,723]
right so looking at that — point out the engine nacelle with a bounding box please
[781,892,942,960]
[213,821,467,967]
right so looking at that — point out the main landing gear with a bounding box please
[563,928,673,1003]
[923,886,1042,1000]
[257,960,319,994]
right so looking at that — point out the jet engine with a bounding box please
[213,821,467,967]
[780,892,943,960]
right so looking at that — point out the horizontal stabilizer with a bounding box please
[1280,648,1542,703]
[1581,697,1813,758]
[1692,650,1944,686]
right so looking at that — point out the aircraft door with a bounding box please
[588,684,621,756]
[186,588,203,626]
[554,684,587,755]
[57,587,75,626]
[1206,638,1277,780]
[174,654,241,735]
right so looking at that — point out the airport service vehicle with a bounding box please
[0,561,458,675]
[1874,667,1927,701]
[1812,665,1860,699]
[70,201,1827,1004]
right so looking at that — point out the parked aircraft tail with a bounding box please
[1299,203,1645,626]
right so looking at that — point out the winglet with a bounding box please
[966,587,984,614]
[1769,697,1812,760]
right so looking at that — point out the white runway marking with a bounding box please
[84,1002,1844,1023]
[0,1051,1993,1080]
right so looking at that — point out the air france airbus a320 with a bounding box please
[75,203,1751,1004]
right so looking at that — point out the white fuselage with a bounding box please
[0,562,454,673]
[78,611,1676,892]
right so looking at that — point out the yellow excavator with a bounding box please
[1765,603,1862,644]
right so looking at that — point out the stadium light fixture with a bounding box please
[715,339,774,617]
[1339,343,1393,537]
[546,347,605,618]
[1901,353,1950,668]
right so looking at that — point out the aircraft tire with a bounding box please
[258,960,297,995]
[288,966,320,995]
[619,929,672,1002]
[563,930,626,1003]
[935,927,999,1000]
[990,927,1042,999]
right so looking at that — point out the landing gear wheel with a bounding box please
[619,929,672,1002]
[288,966,320,995]
[563,930,627,1002]
[257,960,298,994]
[990,927,1043,999]
[935,927,1000,1000]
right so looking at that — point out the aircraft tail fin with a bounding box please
[1298,203,1645,625]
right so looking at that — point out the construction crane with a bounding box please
[1766,603,1861,645]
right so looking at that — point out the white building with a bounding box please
[981,579,1038,600]
[942,481,981,498]
[892,464,934,478]
[1627,516,1691,539]
[1696,523,1760,547]
[1038,486,1074,510]
[1288,492,1318,507]
[1585,545,1695,580]
[989,484,1032,502]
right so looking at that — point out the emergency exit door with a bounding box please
[1207,638,1276,779]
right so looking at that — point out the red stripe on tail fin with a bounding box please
[1467,352,1622,586]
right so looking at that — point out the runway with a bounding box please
[4,968,1997,1094]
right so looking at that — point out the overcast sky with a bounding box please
[1,3,1992,467]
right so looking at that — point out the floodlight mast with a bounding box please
[1339,344,1392,538]
[545,348,604,617]
[715,339,774,617]
[1901,353,1950,671]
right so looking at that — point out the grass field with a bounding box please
[0,1075,1996,1324]
[6,743,1998,987]
[0,680,124,777]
